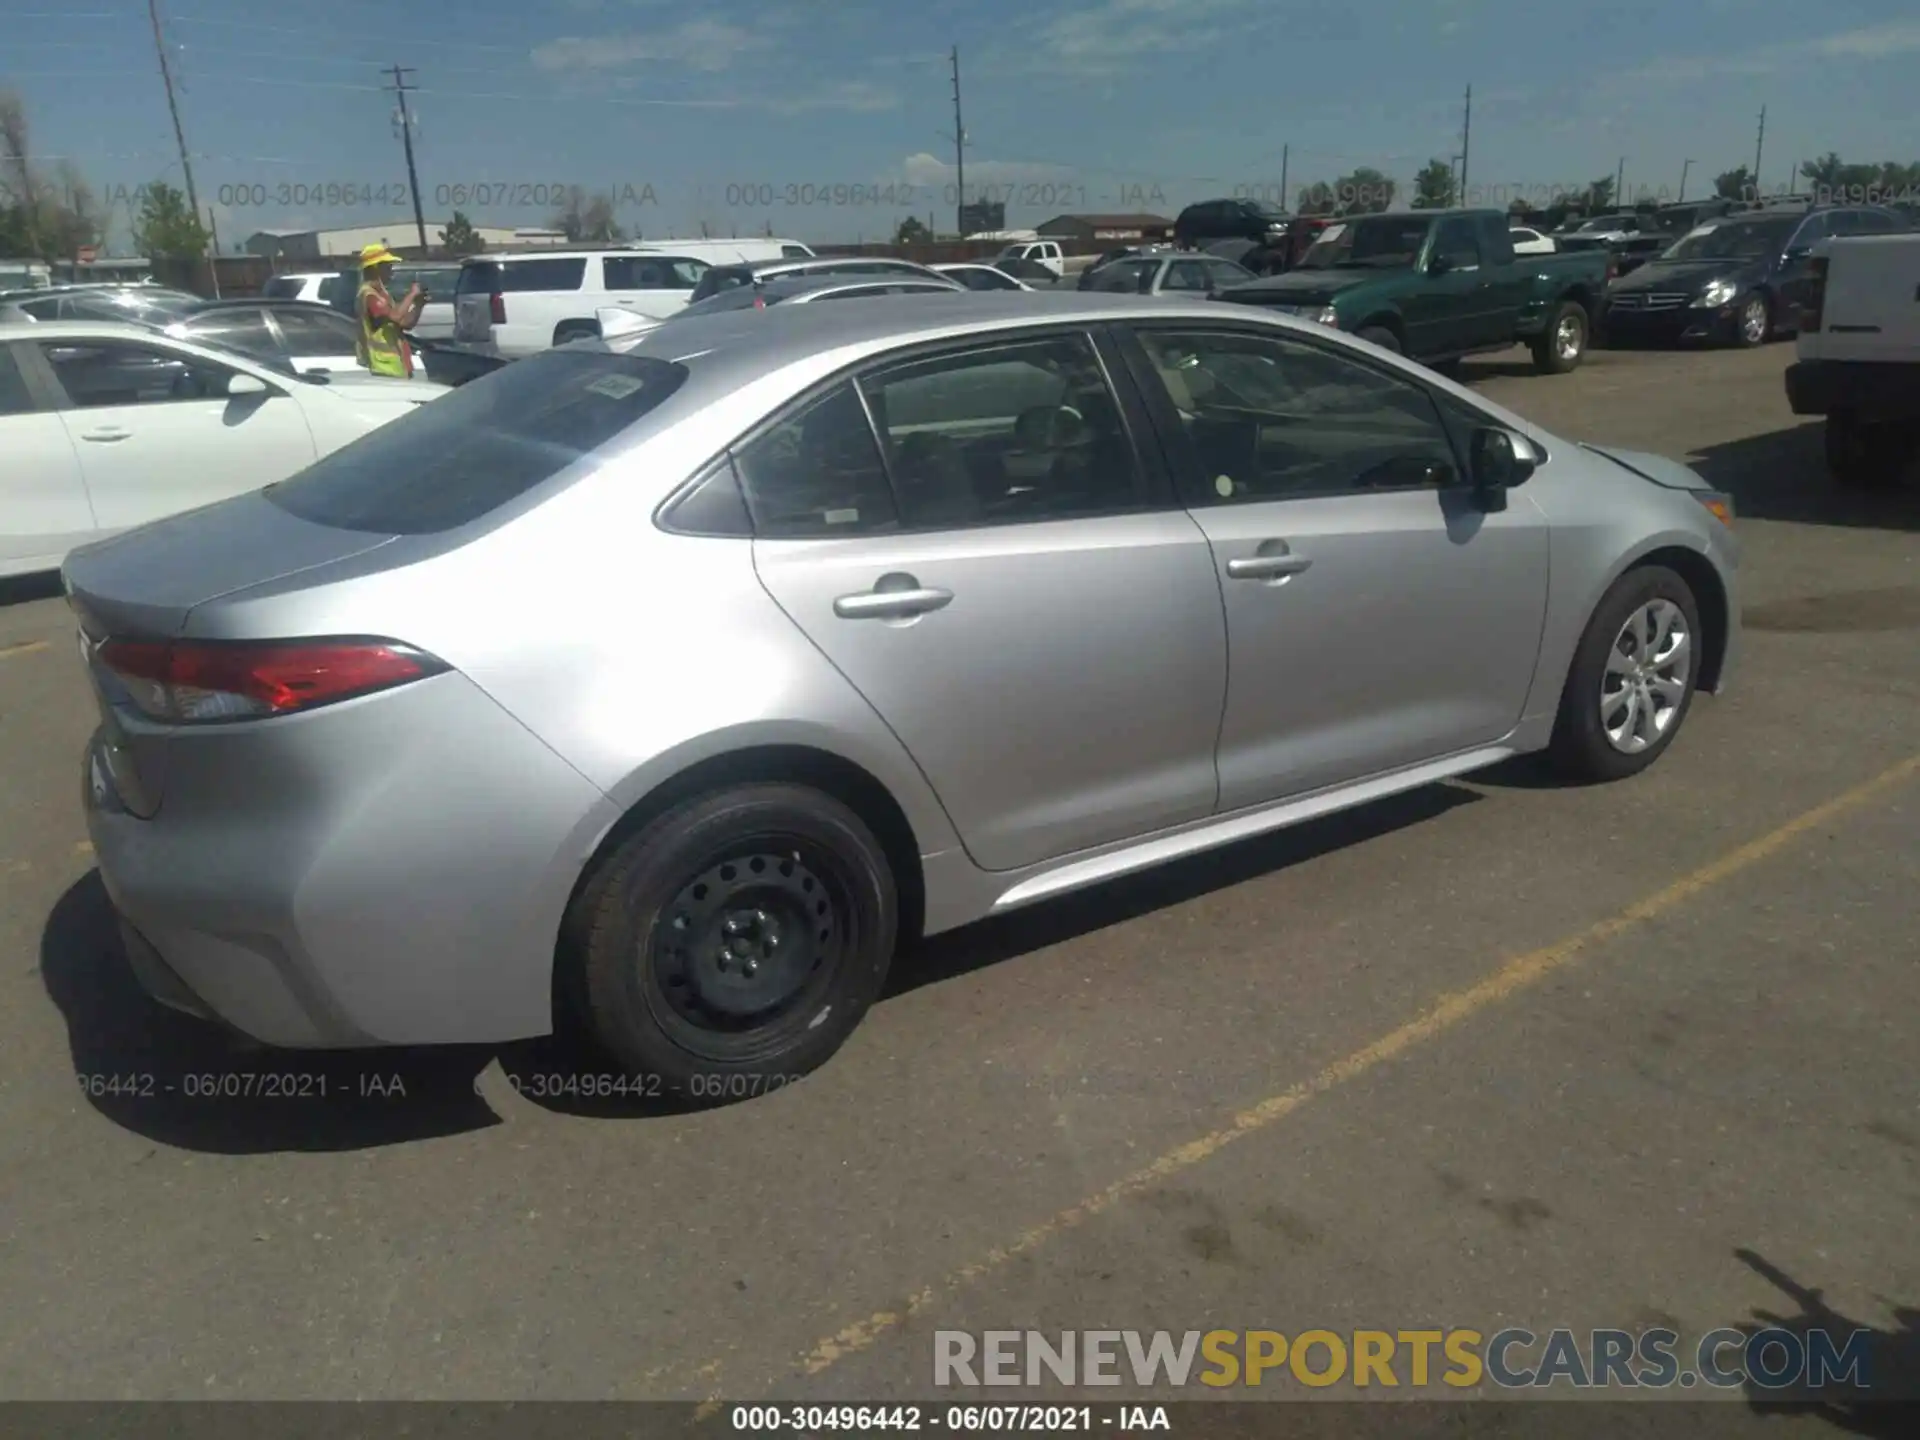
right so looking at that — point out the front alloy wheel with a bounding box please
[1599,599,1691,755]
[1736,294,1769,347]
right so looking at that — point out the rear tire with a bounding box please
[1825,411,1915,489]
[1531,301,1588,373]
[1355,325,1402,355]
[571,783,897,1102]
[1548,565,1702,784]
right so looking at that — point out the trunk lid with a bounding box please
[64,492,398,815]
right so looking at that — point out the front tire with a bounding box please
[572,783,898,1100]
[1531,301,1588,374]
[1355,325,1402,355]
[1548,566,1702,784]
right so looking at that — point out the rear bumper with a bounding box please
[83,672,619,1049]
[1784,358,1920,420]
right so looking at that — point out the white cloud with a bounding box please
[531,20,768,74]
[1814,19,1920,56]
[896,151,1079,188]
[1029,0,1248,77]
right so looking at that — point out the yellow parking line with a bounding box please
[779,751,1920,1383]
[0,639,50,661]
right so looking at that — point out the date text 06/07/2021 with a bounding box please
[729,1404,1173,1432]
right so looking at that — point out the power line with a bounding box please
[167,13,522,54]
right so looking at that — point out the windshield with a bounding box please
[1578,215,1633,231]
[1661,218,1796,261]
[1297,217,1430,270]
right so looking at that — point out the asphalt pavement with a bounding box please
[0,340,1914,1437]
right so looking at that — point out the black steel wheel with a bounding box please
[572,783,897,1099]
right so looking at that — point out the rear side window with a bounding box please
[261,276,306,300]
[497,257,588,292]
[731,384,898,538]
[264,350,688,534]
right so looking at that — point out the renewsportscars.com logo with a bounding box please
[933,1328,1877,1392]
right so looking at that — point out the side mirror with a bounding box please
[1468,427,1538,510]
[225,373,269,398]
[1427,253,1453,276]
[595,305,658,339]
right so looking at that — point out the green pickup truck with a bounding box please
[1215,208,1612,375]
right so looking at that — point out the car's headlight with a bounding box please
[1311,306,1340,326]
[1693,278,1739,308]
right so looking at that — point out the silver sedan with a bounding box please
[67,291,1739,1098]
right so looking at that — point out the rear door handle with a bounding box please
[79,427,131,443]
[1226,553,1312,581]
[833,585,954,620]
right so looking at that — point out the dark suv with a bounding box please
[1173,197,1290,248]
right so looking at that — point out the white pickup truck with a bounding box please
[1784,231,1920,487]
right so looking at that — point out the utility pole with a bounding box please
[949,45,966,237]
[1279,144,1289,213]
[146,0,199,220]
[1459,84,1472,199]
[387,65,429,251]
[1615,156,1625,205]
[1679,158,1693,203]
[1752,105,1766,194]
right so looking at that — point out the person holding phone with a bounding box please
[354,242,427,378]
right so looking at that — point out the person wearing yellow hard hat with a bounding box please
[354,241,426,378]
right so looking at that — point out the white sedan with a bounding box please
[2,321,445,579]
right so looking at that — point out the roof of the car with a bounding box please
[617,290,1301,390]
[183,296,346,311]
[737,255,926,273]
[0,319,208,340]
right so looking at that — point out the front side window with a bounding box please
[38,340,257,408]
[1131,328,1460,502]
[859,333,1144,528]
[731,383,898,538]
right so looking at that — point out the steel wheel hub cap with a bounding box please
[654,853,839,1022]
[1600,599,1692,755]
[1556,315,1582,359]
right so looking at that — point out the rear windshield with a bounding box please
[263,350,688,534]
[455,257,588,295]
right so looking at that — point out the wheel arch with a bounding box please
[1355,311,1404,343]
[555,743,931,1010]
[553,317,602,345]
[1630,544,1730,693]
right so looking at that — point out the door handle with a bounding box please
[1226,553,1312,581]
[833,585,954,620]
[79,427,131,443]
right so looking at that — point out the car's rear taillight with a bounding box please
[1802,255,1828,332]
[98,638,445,724]
[490,291,506,325]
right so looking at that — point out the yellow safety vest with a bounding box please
[357,280,408,377]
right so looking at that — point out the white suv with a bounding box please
[995,239,1065,276]
[451,249,711,357]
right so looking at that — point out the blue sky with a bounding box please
[7,0,1920,251]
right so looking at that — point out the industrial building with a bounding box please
[242,221,568,261]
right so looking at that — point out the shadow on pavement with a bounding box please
[890,780,1481,998]
[1734,1248,1920,1434]
[1687,424,1920,531]
[0,572,63,609]
[40,783,1483,1145]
